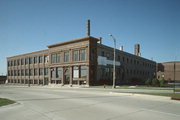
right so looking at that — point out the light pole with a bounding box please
[109,34,116,89]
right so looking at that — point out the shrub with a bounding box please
[159,78,165,87]
[145,78,152,86]
[152,78,160,87]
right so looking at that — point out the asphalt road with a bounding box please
[0,86,180,120]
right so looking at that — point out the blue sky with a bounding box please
[0,0,180,75]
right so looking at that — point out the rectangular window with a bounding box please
[25,58,29,65]
[17,59,20,66]
[73,50,79,61]
[44,68,48,76]
[34,68,38,76]
[44,55,49,63]
[39,68,43,75]
[80,66,87,78]
[14,60,16,66]
[8,70,11,76]
[21,58,24,65]
[11,61,13,66]
[64,52,69,62]
[56,67,62,78]
[25,69,29,76]
[21,69,24,76]
[14,70,16,76]
[29,57,33,64]
[34,56,38,64]
[17,70,20,76]
[73,66,79,78]
[39,56,43,63]
[11,70,13,76]
[56,54,60,63]
[51,68,56,78]
[51,54,56,64]
[80,49,86,61]
[29,69,33,76]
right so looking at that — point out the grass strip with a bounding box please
[0,98,15,107]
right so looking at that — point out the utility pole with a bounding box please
[109,34,116,89]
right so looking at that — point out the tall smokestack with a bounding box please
[86,19,90,36]
[134,44,141,56]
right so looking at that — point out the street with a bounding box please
[0,86,180,120]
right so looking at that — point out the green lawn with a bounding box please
[0,98,15,107]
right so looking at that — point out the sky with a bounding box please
[0,0,180,75]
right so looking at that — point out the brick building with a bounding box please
[7,20,156,86]
[157,61,180,82]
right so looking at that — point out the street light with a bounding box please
[109,34,116,89]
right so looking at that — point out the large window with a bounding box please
[56,67,62,78]
[73,66,79,78]
[73,50,79,61]
[64,52,69,62]
[25,69,29,76]
[34,68,38,76]
[29,69,33,76]
[44,55,49,63]
[21,69,24,76]
[29,57,33,64]
[21,58,24,65]
[51,53,60,64]
[80,66,87,78]
[80,49,86,61]
[34,56,38,64]
[39,68,43,75]
[14,60,16,66]
[25,58,29,65]
[39,56,43,63]
[17,59,20,66]
[44,68,48,76]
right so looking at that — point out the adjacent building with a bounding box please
[157,61,180,82]
[7,20,156,86]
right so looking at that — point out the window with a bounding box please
[14,60,16,66]
[21,58,24,65]
[17,59,20,66]
[25,58,29,65]
[64,52,69,62]
[14,70,16,76]
[44,68,48,76]
[56,67,62,78]
[51,68,56,78]
[21,69,24,76]
[73,66,79,78]
[11,70,13,76]
[25,69,29,76]
[51,53,60,63]
[34,56,38,64]
[73,50,79,61]
[8,61,10,67]
[39,56,43,63]
[80,49,86,61]
[44,55,49,63]
[39,68,43,75]
[29,69,33,76]
[34,68,38,76]
[17,70,20,76]
[8,70,11,76]
[80,66,87,78]
[11,61,13,66]
[29,57,33,64]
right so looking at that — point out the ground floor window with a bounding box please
[72,80,78,85]
[39,79,43,84]
[80,66,87,78]
[73,66,79,78]
[34,79,38,84]
[80,81,86,85]
[21,79,24,84]
[25,80,28,84]
[51,80,56,84]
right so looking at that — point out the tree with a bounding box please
[159,78,165,87]
[152,78,160,87]
[145,78,152,86]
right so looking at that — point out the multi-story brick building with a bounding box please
[7,20,156,86]
[157,61,180,82]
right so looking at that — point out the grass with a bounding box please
[0,98,15,107]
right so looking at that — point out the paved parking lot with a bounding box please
[0,86,180,120]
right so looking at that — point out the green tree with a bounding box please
[152,78,160,87]
[145,78,152,86]
[159,78,165,87]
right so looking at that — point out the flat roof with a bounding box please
[47,36,99,48]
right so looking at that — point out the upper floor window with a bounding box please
[14,60,17,66]
[80,49,86,61]
[25,58,29,65]
[44,68,48,76]
[39,68,43,75]
[34,56,38,64]
[64,52,69,62]
[44,55,49,63]
[29,69,33,76]
[29,57,33,64]
[73,50,79,61]
[34,68,38,76]
[51,53,60,64]
[11,61,13,66]
[17,59,20,66]
[39,56,43,63]
[21,58,24,65]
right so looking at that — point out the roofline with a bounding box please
[7,49,48,59]
[47,36,99,48]
[158,61,180,64]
